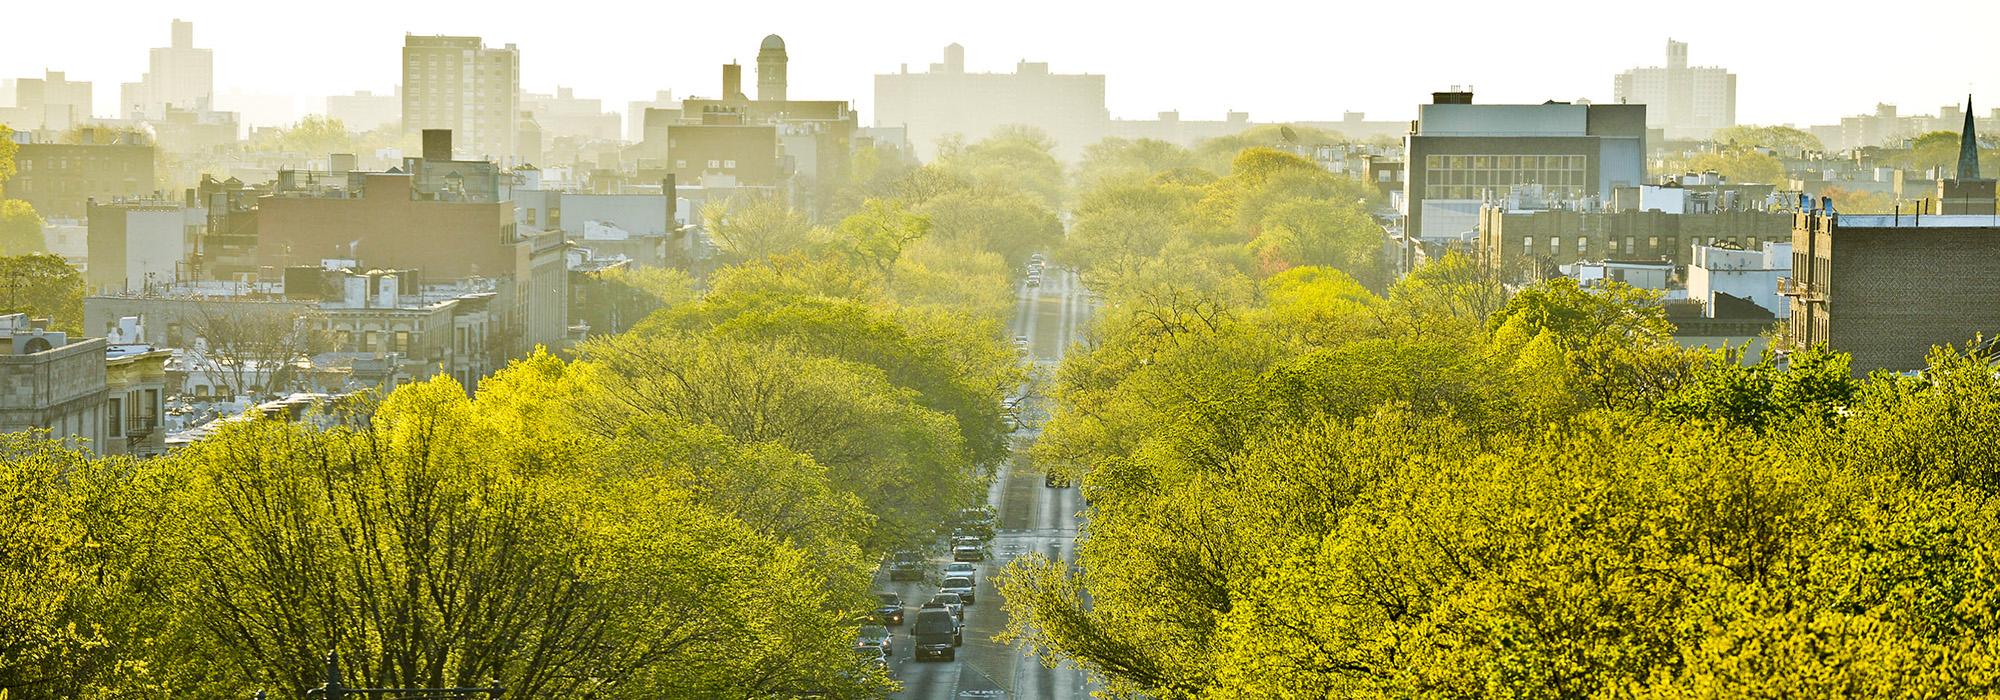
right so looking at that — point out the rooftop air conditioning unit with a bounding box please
[12,331,68,354]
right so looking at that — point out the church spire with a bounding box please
[1959,94,1981,180]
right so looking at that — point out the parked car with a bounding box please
[913,605,962,661]
[940,575,976,605]
[930,592,966,621]
[874,592,906,625]
[856,624,893,657]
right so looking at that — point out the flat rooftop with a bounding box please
[1835,214,2000,229]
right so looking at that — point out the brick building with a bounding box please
[254,171,567,356]
[1477,207,1792,283]
[3,131,157,219]
[1784,98,2000,372]
[1783,210,2000,372]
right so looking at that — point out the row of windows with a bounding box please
[1424,153,1588,202]
[1515,234,1787,258]
[675,159,739,170]
[1426,155,1586,170]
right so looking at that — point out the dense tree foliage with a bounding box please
[997,143,2000,698]
[0,130,1062,698]
[0,254,85,334]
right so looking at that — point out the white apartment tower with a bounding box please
[120,19,213,120]
[402,35,519,163]
[1613,40,1736,141]
[874,44,1110,162]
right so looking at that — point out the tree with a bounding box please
[703,194,820,264]
[936,126,1067,208]
[828,198,930,292]
[1712,124,1825,155]
[0,200,44,256]
[574,332,976,553]
[0,254,84,335]
[186,302,335,398]
[915,188,1062,267]
[250,115,353,156]
[1684,149,1784,184]
[1248,197,1384,286]
[1074,137,1194,192]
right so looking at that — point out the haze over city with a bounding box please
[3,0,1996,127]
[6,3,2000,699]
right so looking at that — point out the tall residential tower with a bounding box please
[1613,40,1736,141]
[120,19,213,120]
[402,35,520,162]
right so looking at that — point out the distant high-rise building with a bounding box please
[626,90,679,142]
[401,35,519,162]
[874,44,1110,161]
[1613,40,1735,141]
[0,71,93,132]
[521,87,621,142]
[326,88,402,133]
[757,35,788,102]
[120,19,213,120]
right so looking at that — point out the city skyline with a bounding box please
[3,0,1997,132]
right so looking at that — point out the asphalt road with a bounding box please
[884,265,1096,700]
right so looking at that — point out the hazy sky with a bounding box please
[4,0,1996,130]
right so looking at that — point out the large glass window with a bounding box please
[1423,153,1589,201]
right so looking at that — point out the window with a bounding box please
[142,390,159,428]
[723,159,736,169]
[107,398,123,438]
[395,331,411,353]
[526,207,537,225]
[707,159,721,169]
[1648,235,1659,251]
[1577,237,1588,255]
[1624,236,1635,254]
[362,331,378,352]
[1522,237,1533,256]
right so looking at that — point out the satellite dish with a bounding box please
[1279,126,1299,145]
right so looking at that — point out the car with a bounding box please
[856,624,893,657]
[856,645,892,673]
[952,541,984,562]
[889,556,926,581]
[1026,277,1041,288]
[930,592,966,621]
[874,592,906,625]
[940,575,976,605]
[1002,414,1020,432]
[943,561,978,583]
[1029,253,1046,263]
[912,606,961,661]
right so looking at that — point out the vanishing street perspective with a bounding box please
[7,2,2000,697]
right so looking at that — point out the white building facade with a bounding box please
[1688,241,1790,319]
[1613,40,1736,141]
